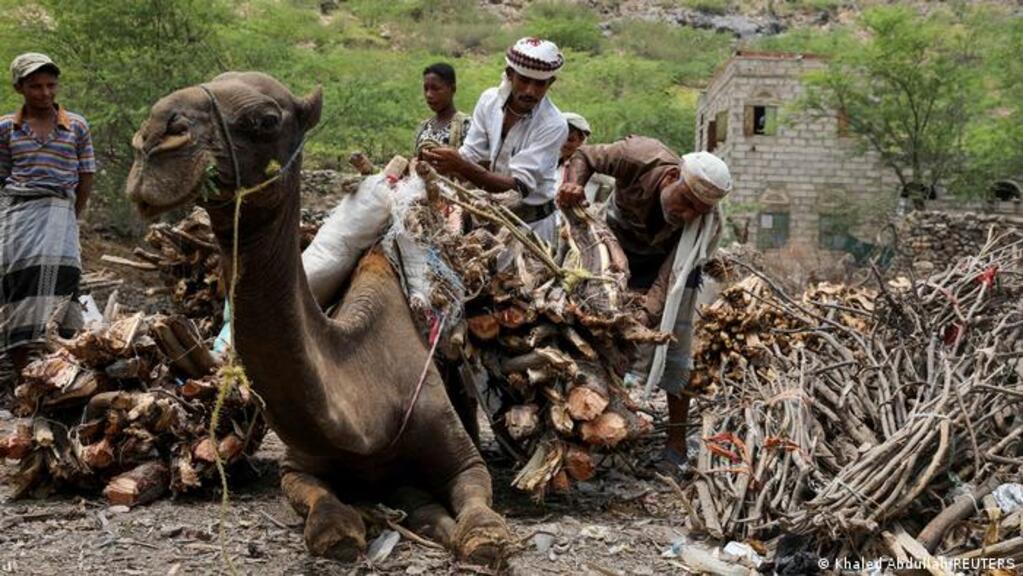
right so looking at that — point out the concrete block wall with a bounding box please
[696,53,900,252]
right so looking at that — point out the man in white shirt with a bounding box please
[422,37,568,246]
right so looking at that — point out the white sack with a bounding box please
[302,175,394,307]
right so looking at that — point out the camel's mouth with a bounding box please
[128,175,205,221]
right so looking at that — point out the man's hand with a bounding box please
[420,147,466,178]
[556,182,586,208]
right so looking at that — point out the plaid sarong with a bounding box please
[0,186,81,353]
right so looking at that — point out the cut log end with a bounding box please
[103,461,170,507]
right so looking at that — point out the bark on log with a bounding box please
[467,314,500,341]
[505,404,540,440]
[567,362,610,421]
[563,444,596,481]
[103,461,170,507]
[81,438,115,470]
[580,412,628,447]
[917,475,1001,552]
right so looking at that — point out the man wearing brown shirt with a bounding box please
[558,135,732,473]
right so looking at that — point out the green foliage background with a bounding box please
[0,0,1019,231]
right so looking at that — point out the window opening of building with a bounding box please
[757,211,789,250]
[744,105,777,136]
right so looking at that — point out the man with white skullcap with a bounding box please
[422,38,568,245]
[558,136,732,476]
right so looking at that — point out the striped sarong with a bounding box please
[0,186,81,353]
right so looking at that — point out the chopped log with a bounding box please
[0,424,32,460]
[567,387,608,422]
[505,404,540,440]
[218,434,246,462]
[165,316,218,376]
[567,362,611,421]
[467,314,500,341]
[81,438,115,470]
[502,347,577,376]
[563,444,595,481]
[100,254,158,271]
[579,411,628,447]
[542,388,575,437]
[549,470,571,492]
[103,461,170,507]
[560,326,597,360]
[152,320,202,378]
[497,334,530,354]
[192,437,217,463]
[526,324,559,348]
[917,475,1001,552]
[512,439,563,494]
[496,305,529,329]
[348,152,376,175]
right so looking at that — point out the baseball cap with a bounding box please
[10,52,60,85]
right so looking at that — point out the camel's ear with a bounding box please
[297,86,323,132]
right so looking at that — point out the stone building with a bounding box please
[695,51,900,252]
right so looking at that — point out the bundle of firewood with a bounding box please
[406,166,670,498]
[682,229,1023,562]
[0,309,266,505]
[129,208,224,336]
[126,207,328,337]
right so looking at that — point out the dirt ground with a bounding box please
[1,413,701,576]
[1,225,701,576]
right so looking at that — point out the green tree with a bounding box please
[0,0,231,228]
[798,6,981,199]
[961,12,1023,194]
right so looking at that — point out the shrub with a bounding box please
[524,1,604,54]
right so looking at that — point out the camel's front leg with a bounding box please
[281,467,367,561]
[445,461,509,565]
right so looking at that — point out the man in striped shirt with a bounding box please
[0,52,95,393]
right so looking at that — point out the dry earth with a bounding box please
[1,411,705,576]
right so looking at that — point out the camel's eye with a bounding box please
[166,113,189,136]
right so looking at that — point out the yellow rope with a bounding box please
[207,159,282,576]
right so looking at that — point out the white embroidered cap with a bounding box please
[505,37,565,80]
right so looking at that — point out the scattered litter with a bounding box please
[993,483,1023,514]
[531,532,555,554]
[367,529,400,563]
[722,541,763,568]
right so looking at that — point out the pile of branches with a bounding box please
[130,207,327,337]
[410,166,669,498]
[683,230,1023,562]
[132,208,224,336]
[0,310,266,506]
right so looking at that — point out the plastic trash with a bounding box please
[723,541,763,568]
[367,529,400,563]
[661,536,688,558]
[79,294,104,329]
[993,483,1023,514]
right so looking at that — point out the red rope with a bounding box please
[388,313,446,449]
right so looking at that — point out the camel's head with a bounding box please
[126,72,322,219]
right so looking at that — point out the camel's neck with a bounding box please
[208,169,336,444]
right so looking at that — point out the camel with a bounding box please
[125,72,509,563]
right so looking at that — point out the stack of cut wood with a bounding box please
[131,208,224,336]
[128,206,329,337]
[689,277,875,393]
[0,308,266,506]
[407,166,671,498]
[682,228,1023,564]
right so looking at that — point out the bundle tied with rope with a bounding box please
[402,163,673,498]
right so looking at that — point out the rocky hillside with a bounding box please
[478,0,1020,38]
